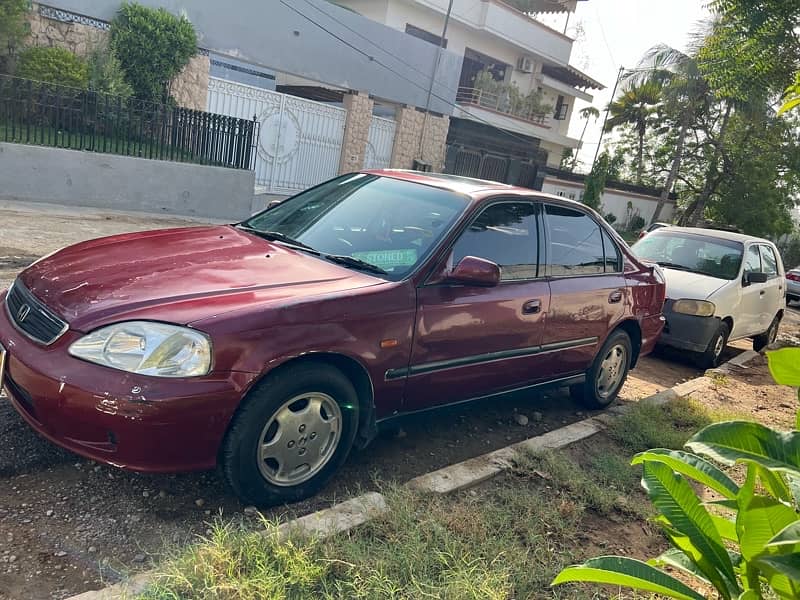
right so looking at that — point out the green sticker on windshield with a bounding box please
[352,249,418,269]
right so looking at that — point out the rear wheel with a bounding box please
[570,330,632,410]
[697,321,729,369]
[753,316,780,352]
[221,363,359,506]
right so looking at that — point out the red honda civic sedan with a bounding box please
[0,171,665,505]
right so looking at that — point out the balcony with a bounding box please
[455,86,579,148]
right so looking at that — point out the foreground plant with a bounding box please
[552,347,800,599]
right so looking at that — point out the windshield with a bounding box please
[241,174,469,280]
[632,231,743,280]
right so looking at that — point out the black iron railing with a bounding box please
[0,74,259,170]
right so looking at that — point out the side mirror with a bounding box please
[267,199,283,210]
[445,256,501,287]
[744,271,768,285]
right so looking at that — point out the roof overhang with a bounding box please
[541,63,605,90]
[501,0,584,13]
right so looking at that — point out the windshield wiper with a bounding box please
[324,254,388,275]
[656,261,693,272]
[236,226,319,254]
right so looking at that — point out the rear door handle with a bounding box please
[522,299,541,314]
[760,290,766,296]
[608,289,623,304]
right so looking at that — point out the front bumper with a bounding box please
[658,300,719,353]
[0,293,255,472]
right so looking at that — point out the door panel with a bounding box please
[541,204,628,375]
[404,200,550,412]
[759,244,783,329]
[738,244,765,337]
[404,281,551,411]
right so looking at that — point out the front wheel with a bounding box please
[753,316,780,352]
[221,363,359,506]
[697,321,729,369]
[570,330,632,409]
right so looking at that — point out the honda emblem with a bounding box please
[16,304,31,323]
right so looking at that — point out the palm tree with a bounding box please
[604,81,662,184]
[623,44,711,224]
[571,106,601,170]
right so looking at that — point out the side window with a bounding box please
[601,228,622,272]
[760,245,779,278]
[451,202,539,281]
[545,205,605,276]
[744,245,762,276]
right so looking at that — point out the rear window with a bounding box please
[545,205,615,276]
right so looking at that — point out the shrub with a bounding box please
[87,43,133,99]
[15,47,89,88]
[604,212,618,224]
[628,214,646,232]
[553,347,800,600]
[110,2,197,103]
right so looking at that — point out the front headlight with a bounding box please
[68,322,212,377]
[672,299,716,317]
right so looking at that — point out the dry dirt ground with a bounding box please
[0,201,797,599]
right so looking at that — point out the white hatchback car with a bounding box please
[632,227,785,367]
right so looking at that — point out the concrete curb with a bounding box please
[67,350,761,599]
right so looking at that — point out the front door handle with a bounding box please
[608,289,623,304]
[760,290,766,296]
[522,299,541,314]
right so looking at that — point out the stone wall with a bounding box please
[390,106,450,172]
[170,53,211,112]
[27,3,108,57]
[25,3,209,111]
[338,92,374,173]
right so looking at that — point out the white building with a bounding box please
[337,0,603,183]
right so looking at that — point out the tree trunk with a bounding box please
[650,118,689,224]
[684,102,733,226]
[572,118,591,170]
[636,129,644,185]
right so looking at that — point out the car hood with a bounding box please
[661,268,729,301]
[20,225,379,331]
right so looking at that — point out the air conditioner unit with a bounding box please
[516,56,533,73]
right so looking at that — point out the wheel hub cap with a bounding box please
[257,392,342,487]
[596,344,627,399]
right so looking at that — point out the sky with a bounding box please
[557,0,711,170]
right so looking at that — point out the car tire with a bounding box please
[753,316,780,352]
[698,321,730,369]
[570,330,632,410]
[221,363,359,506]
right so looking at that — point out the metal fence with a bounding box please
[0,74,259,170]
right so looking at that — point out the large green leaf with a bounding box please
[552,556,706,600]
[633,449,740,499]
[765,520,800,554]
[752,555,800,599]
[650,548,711,585]
[767,348,800,385]
[709,513,738,542]
[753,463,794,504]
[686,422,800,476]
[642,462,739,597]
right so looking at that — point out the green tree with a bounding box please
[582,151,611,210]
[624,44,711,225]
[87,42,133,99]
[604,82,662,185]
[110,2,197,103]
[15,46,89,88]
[0,0,30,74]
[779,73,800,116]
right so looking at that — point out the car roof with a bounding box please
[651,226,774,245]
[362,169,586,207]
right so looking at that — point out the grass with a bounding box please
[137,399,719,600]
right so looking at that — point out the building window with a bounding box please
[554,95,569,120]
[405,24,447,48]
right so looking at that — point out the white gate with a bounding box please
[363,116,397,170]
[207,77,346,194]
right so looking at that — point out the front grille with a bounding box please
[5,280,68,345]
